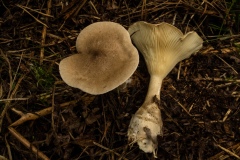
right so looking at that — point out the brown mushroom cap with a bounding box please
[59,22,139,95]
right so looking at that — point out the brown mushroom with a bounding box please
[59,22,139,95]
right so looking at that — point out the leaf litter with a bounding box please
[0,0,240,159]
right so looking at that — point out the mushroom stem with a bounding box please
[143,75,163,104]
[128,75,163,158]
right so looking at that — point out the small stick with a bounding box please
[100,121,111,143]
[12,53,23,93]
[216,144,240,159]
[141,0,147,20]
[0,51,12,98]
[215,54,238,75]
[194,77,240,83]
[0,73,28,132]
[88,1,99,14]
[185,14,195,34]
[0,155,8,160]
[222,109,232,122]
[177,62,182,80]
[51,84,55,131]
[168,94,191,116]
[209,142,240,160]
[40,0,52,64]
[16,4,48,28]
[11,108,25,116]
[15,4,54,17]
[0,98,29,102]
[181,12,188,25]
[8,127,50,160]
[10,100,79,127]
[195,120,224,124]
[93,141,128,160]
[172,12,177,25]
[73,0,88,17]
[5,134,13,160]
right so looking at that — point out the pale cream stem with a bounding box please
[143,75,163,104]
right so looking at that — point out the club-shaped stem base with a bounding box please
[128,76,163,158]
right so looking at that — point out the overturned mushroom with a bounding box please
[59,22,139,95]
[128,21,203,157]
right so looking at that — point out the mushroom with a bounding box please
[127,21,203,157]
[59,22,139,95]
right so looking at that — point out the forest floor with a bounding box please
[0,0,240,160]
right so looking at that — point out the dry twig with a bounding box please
[93,141,129,160]
[0,51,28,132]
[40,0,52,64]
[10,100,79,127]
[16,4,48,28]
[8,127,50,160]
[217,144,240,159]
